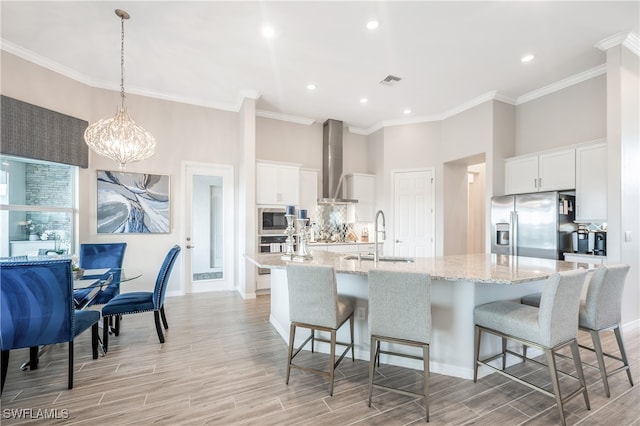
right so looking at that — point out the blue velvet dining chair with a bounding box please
[73,242,127,306]
[73,242,127,335]
[101,245,181,352]
[0,259,100,393]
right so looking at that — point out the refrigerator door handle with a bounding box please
[511,211,518,257]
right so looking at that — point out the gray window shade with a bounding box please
[1,96,88,168]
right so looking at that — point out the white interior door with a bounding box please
[183,162,234,293]
[393,169,435,258]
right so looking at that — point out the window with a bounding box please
[0,155,78,258]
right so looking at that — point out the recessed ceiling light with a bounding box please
[403,109,412,115]
[366,20,379,30]
[521,54,535,63]
[307,84,316,91]
[262,25,275,38]
[360,98,369,104]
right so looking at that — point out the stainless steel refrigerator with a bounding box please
[491,192,577,260]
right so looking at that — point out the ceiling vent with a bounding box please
[380,74,402,86]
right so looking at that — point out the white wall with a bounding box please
[605,44,639,326]
[490,100,517,196]
[343,131,370,174]
[256,118,322,168]
[377,122,441,255]
[256,117,370,175]
[468,163,486,254]
[515,75,606,154]
[83,90,239,295]
[2,51,240,295]
[513,49,638,325]
[3,47,638,324]
[440,102,494,256]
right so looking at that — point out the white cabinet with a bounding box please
[505,155,539,194]
[256,274,271,291]
[345,173,376,222]
[298,169,318,219]
[564,253,607,265]
[538,149,576,192]
[311,243,380,255]
[575,142,607,222]
[256,162,300,206]
[505,149,575,195]
[10,240,57,256]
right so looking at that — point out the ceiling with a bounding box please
[1,1,638,133]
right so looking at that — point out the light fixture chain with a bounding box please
[120,13,126,110]
[84,9,156,170]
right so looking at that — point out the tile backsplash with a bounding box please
[314,204,348,241]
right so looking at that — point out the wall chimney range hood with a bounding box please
[318,119,357,205]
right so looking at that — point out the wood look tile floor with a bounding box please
[1,292,638,425]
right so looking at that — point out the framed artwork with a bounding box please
[97,170,170,234]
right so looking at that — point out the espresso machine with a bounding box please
[573,225,593,253]
[593,231,607,255]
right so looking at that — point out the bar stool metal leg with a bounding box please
[613,326,634,386]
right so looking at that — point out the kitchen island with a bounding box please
[247,250,590,379]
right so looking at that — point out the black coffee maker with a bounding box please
[594,231,607,255]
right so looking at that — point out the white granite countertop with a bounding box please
[563,252,607,260]
[246,250,591,284]
[307,241,376,246]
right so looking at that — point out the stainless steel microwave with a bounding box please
[258,208,288,234]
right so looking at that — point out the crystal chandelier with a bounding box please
[84,9,156,170]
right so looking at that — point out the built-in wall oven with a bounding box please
[257,208,290,275]
[257,234,287,275]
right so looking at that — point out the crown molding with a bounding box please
[439,91,517,120]
[2,39,96,87]
[255,110,316,125]
[2,39,240,112]
[351,91,516,135]
[348,123,383,135]
[131,86,239,112]
[2,35,624,135]
[595,31,640,56]
[515,64,606,105]
[626,32,640,56]
[234,90,261,111]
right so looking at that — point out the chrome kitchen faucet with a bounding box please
[374,210,386,263]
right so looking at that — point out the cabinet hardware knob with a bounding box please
[186,245,196,249]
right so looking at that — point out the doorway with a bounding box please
[467,163,486,254]
[392,169,435,258]
[442,156,486,255]
[182,162,234,293]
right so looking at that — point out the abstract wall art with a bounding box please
[97,171,170,234]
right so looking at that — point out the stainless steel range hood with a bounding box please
[318,119,357,205]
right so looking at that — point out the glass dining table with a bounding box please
[21,267,142,370]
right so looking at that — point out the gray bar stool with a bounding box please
[474,270,590,426]
[285,264,355,396]
[368,270,431,421]
[521,264,633,397]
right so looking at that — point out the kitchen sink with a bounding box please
[343,254,415,263]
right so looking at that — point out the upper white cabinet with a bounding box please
[504,156,538,194]
[345,173,376,222]
[256,162,300,206]
[298,169,318,219]
[575,142,607,222]
[505,148,575,194]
